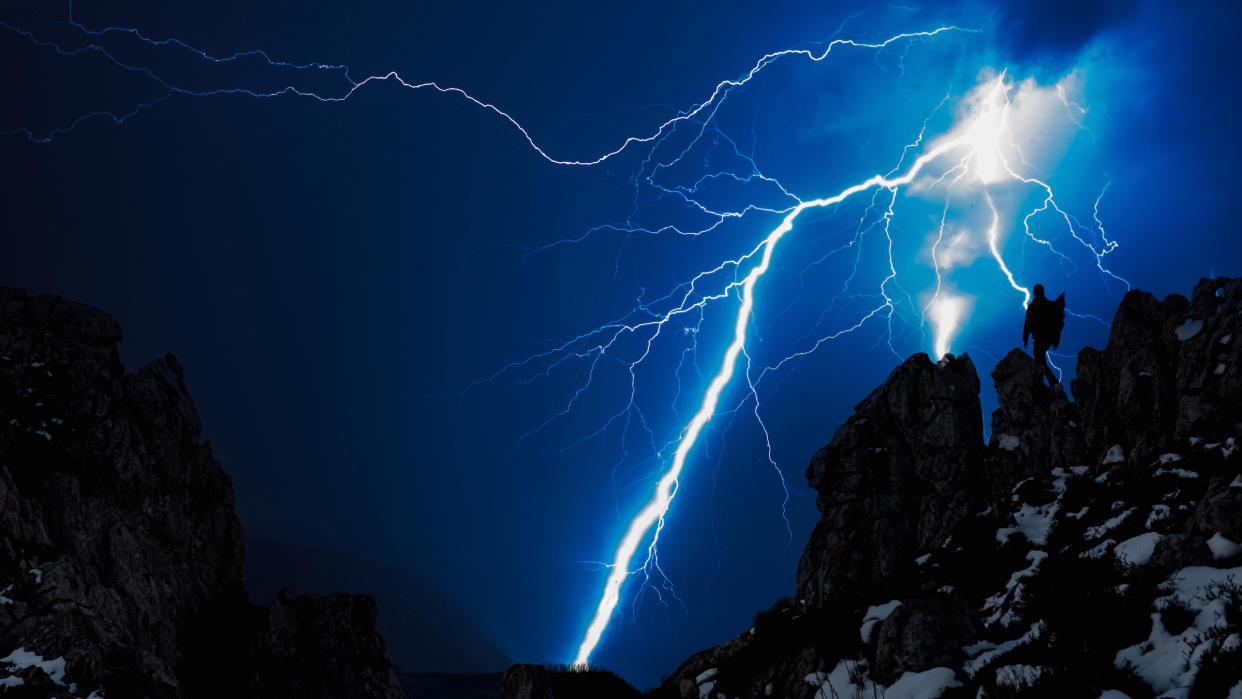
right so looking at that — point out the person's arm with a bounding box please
[1023,307,1031,347]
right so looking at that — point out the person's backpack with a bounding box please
[1050,293,1066,349]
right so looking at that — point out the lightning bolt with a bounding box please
[571,69,1133,665]
[573,124,981,664]
[573,70,1108,663]
[4,7,1131,669]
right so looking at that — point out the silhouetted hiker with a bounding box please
[1023,284,1065,385]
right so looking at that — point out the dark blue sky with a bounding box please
[3,0,1240,688]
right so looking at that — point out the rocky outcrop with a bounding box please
[1072,289,1183,467]
[245,591,405,698]
[0,288,403,697]
[642,278,1242,699]
[649,354,992,699]
[1149,466,1242,571]
[871,595,980,684]
[1073,277,1242,469]
[796,353,984,608]
[500,664,641,699]
[985,349,1085,497]
[501,665,556,699]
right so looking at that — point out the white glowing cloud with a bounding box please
[1010,72,1085,170]
[931,227,983,271]
[918,70,1081,192]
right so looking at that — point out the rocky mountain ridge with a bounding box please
[3,274,1239,698]
[0,287,404,697]
[506,276,1242,699]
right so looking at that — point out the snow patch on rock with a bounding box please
[1155,467,1199,479]
[1146,505,1171,529]
[694,667,718,685]
[964,622,1045,678]
[1115,533,1161,566]
[860,600,903,643]
[1175,319,1203,341]
[1116,566,1242,697]
[1080,539,1117,560]
[1086,508,1136,541]
[983,551,1048,627]
[807,664,960,699]
[995,664,1047,690]
[1207,533,1241,560]
[0,648,68,687]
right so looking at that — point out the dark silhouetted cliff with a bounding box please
[0,288,404,697]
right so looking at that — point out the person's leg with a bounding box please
[1034,341,1059,385]
[1044,362,1060,386]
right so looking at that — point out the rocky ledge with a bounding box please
[0,288,404,698]
[506,277,1242,698]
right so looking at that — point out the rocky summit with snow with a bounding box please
[504,277,1242,699]
[3,274,1240,699]
[0,288,405,698]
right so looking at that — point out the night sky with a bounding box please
[3,0,1241,688]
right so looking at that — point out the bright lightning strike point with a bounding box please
[930,294,969,360]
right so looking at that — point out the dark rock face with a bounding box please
[0,288,403,698]
[1172,277,1242,440]
[501,665,556,699]
[1073,289,1183,467]
[985,349,1086,497]
[1073,277,1242,468]
[1149,470,1242,571]
[796,353,984,608]
[644,278,1242,699]
[246,590,405,698]
[501,664,641,699]
[871,596,979,684]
